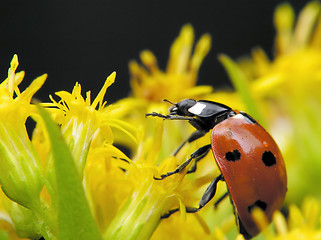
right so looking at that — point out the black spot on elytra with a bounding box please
[248,200,267,213]
[225,149,241,161]
[262,151,276,167]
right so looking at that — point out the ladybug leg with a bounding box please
[186,144,210,174]
[185,174,224,213]
[146,112,195,121]
[172,116,212,156]
[214,192,229,208]
[160,175,224,218]
[154,144,211,180]
[172,130,207,156]
[160,208,180,219]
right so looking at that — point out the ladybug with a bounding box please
[146,99,287,239]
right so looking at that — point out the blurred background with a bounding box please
[0,0,305,103]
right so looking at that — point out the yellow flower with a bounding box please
[129,24,212,102]
[0,54,46,209]
[272,197,321,240]
[250,197,321,240]
[85,118,209,239]
[0,55,56,239]
[35,72,138,175]
[116,24,213,118]
[0,56,141,240]
[151,213,211,240]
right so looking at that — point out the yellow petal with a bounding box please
[92,72,116,109]
[167,24,194,74]
[293,1,321,48]
[274,3,295,54]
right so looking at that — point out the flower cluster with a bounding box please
[0,2,321,240]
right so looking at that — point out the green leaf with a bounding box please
[219,54,265,125]
[37,106,102,240]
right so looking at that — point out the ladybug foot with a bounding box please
[160,208,179,218]
[185,207,200,213]
[153,169,180,180]
[160,206,199,219]
[145,112,168,119]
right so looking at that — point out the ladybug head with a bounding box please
[165,99,196,117]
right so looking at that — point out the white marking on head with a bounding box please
[188,102,206,115]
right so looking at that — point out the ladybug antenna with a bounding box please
[163,99,175,105]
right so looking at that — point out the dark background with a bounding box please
[0,0,306,103]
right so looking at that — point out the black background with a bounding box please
[0,0,306,103]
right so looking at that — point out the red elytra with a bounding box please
[211,113,287,237]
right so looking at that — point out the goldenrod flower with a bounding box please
[41,71,137,174]
[129,24,212,103]
[248,197,321,240]
[85,118,206,239]
[0,55,46,209]
[0,56,138,240]
[0,55,54,239]
[116,24,213,119]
